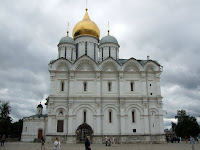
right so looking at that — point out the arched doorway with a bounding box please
[76,123,93,143]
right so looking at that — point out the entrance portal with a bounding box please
[38,129,43,139]
[76,123,93,143]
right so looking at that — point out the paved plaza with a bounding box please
[0,142,200,150]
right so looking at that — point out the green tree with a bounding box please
[0,101,12,137]
[175,110,200,137]
[10,119,23,139]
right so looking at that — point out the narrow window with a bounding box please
[116,48,117,59]
[109,110,112,123]
[84,111,86,123]
[108,82,112,92]
[130,82,134,91]
[150,93,152,95]
[25,127,27,132]
[150,84,151,86]
[65,47,66,58]
[59,48,61,58]
[94,43,96,61]
[76,43,78,59]
[85,42,87,55]
[132,111,135,123]
[71,48,73,61]
[102,48,104,61]
[61,81,64,91]
[83,82,87,91]
[57,120,64,132]
[109,47,111,57]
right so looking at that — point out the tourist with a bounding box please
[105,136,108,146]
[41,135,45,149]
[85,136,91,150]
[53,137,61,150]
[196,137,199,143]
[1,134,5,146]
[108,138,111,146]
[190,135,195,150]
[112,136,115,146]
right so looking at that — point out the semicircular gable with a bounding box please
[124,104,144,116]
[120,59,144,72]
[73,104,97,115]
[144,61,160,72]
[50,59,72,71]
[71,56,99,71]
[99,58,121,71]
[102,104,118,112]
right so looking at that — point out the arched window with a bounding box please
[108,82,112,92]
[83,82,87,91]
[109,110,112,123]
[130,81,134,91]
[85,42,87,55]
[132,111,135,123]
[102,48,104,61]
[83,110,87,123]
[65,47,66,58]
[61,81,64,91]
[109,47,111,57]
[76,43,79,59]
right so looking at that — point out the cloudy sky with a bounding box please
[0,0,200,129]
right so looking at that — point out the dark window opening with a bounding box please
[109,47,111,57]
[84,111,86,122]
[65,49,66,59]
[85,42,87,55]
[109,111,112,123]
[84,82,87,91]
[132,111,135,123]
[131,82,134,91]
[76,44,78,58]
[133,129,136,132]
[57,120,64,132]
[61,82,64,91]
[94,43,96,61]
[102,48,104,61]
[108,82,111,91]
[150,93,152,95]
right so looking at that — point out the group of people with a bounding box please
[40,136,61,150]
[105,136,116,146]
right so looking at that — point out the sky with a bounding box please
[0,0,200,129]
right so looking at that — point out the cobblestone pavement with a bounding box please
[0,142,200,150]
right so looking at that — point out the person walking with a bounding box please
[190,135,195,150]
[1,134,5,146]
[112,136,115,146]
[105,136,108,146]
[85,136,91,150]
[53,137,61,150]
[41,135,45,149]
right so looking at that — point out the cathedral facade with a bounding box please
[21,8,165,143]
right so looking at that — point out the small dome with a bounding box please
[59,36,75,45]
[37,103,43,108]
[100,35,118,45]
[73,9,100,39]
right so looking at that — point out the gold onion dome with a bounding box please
[73,9,100,39]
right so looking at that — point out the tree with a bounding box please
[175,110,200,138]
[0,101,12,137]
[10,119,23,139]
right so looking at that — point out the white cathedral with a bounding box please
[21,8,165,143]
